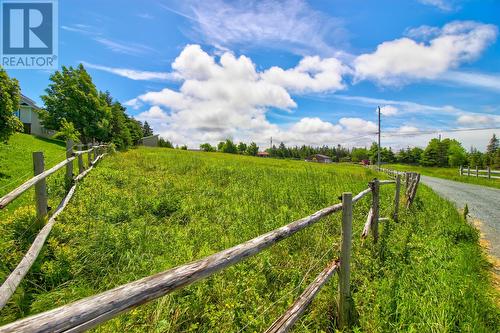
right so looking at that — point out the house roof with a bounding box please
[312,154,331,159]
[20,94,40,109]
[141,134,159,139]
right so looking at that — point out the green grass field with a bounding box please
[385,164,500,190]
[0,146,498,332]
[0,133,80,217]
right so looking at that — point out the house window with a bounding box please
[14,110,20,118]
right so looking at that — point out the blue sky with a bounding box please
[7,0,500,150]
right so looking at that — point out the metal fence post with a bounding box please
[33,152,48,223]
[393,174,400,222]
[65,140,74,186]
[338,192,353,329]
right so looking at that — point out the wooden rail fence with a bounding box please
[0,159,420,333]
[0,140,109,310]
[459,165,500,179]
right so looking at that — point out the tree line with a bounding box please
[0,65,154,149]
[197,135,500,169]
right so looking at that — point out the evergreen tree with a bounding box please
[486,134,498,154]
[143,121,153,137]
[237,142,247,154]
[246,142,259,156]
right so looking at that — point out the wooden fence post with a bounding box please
[488,166,491,179]
[338,192,353,329]
[393,174,400,222]
[93,146,98,162]
[459,165,463,176]
[406,174,420,208]
[405,172,410,191]
[77,144,84,174]
[476,165,479,178]
[33,152,48,223]
[370,179,380,243]
[467,166,470,176]
[87,144,92,167]
[65,140,74,186]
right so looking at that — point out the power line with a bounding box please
[381,126,500,138]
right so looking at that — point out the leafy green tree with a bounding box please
[246,142,259,156]
[41,64,112,143]
[220,139,237,154]
[127,119,144,145]
[421,139,448,166]
[200,143,215,152]
[158,138,174,148]
[237,142,247,154]
[52,118,80,142]
[143,121,153,137]
[368,142,379,164]
[447,140,467,167]
[409,147,423,164]
[351,147,369,162]
[494,149,500,169]
[468,148,484,168]
[0,67,22,142]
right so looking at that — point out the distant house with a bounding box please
[361,159,370,166]
[140,134,159,147]
[257,151,270,157]
[305,154,332,163]
[15,94,54,138]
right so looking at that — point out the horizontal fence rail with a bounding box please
[265,259,341,333]
[0,155,421,333]
[0,141,109,312]
[459,165,500,179]
[0,157,75,209]
[0,179,407,333]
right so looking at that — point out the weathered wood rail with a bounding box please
[459,165,500,179]
[0,141,109,310]
[0,160,420,333]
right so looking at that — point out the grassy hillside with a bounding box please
[385,164,500,189]
[0,148,498,332]
[0,133,75,215]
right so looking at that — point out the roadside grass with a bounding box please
[385,164,500,190]
[0,148,498,332]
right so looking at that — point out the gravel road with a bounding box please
[420,175,500,259]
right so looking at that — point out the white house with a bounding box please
[15,94,54,138]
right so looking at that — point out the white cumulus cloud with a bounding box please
[379,105,399,116]
[354,21,497,85]
[130,44,378,147]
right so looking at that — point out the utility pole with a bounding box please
[270,137,273,149]
[377,106,381,171]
